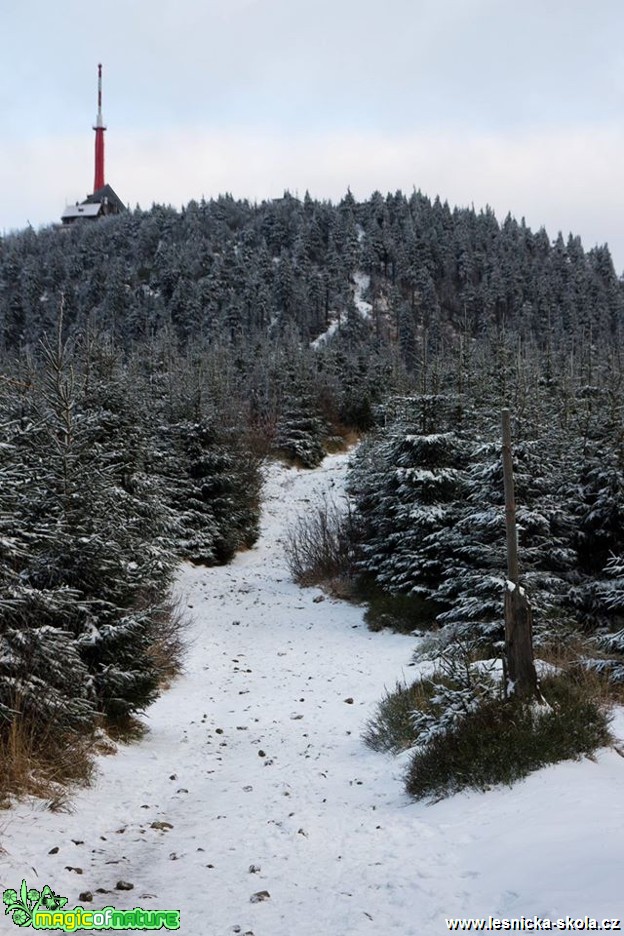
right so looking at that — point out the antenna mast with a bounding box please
[93,63,106,193]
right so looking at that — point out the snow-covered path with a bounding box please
[2,454,624,935]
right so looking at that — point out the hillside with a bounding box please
[0,191,621,356]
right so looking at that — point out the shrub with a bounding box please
[285,495,355,586]
[365,640,613,801]
[405,673,612,800]
[364,643,497,753]
[359,580,443,633]
[363,680,441,753]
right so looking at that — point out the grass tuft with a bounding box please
[0,713,94,806]
[361,587,443,634]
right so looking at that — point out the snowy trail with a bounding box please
[2,454,624,935]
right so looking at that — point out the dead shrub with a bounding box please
[285,495,356,587]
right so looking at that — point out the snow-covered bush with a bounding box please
[405,671,611,800]
[363,642,500,755]
[273,402,328,468]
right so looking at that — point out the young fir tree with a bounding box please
[0,413,95,734]
[273,400,328,468]
[349,395,470,620]
[159,417,261,565]
[434,435,575,652]
[5,332,175,720]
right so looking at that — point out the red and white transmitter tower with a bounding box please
[93,63,106,193]
[60,63,125,224]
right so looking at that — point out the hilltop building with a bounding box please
[62,64,125,225]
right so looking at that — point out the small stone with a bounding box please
[215,728,224,735]
[258,750,266,758]
[48,846,59,855]
[313,595,325,603]
[115,881,134,891]
[65,866,83,874]
[250,890,271,903]
[169,774,177,780]
[150,821,174,831]
[248,864,261,874]
[243,785,253,792]
[78,891,93,903]
[344,697,354,704]
[71,839,84,845]
[176,788,189,794]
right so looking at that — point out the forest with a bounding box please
[0,189,622,797]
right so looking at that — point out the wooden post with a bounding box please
[501,409,539,700]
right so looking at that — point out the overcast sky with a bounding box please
[2,0,624,270]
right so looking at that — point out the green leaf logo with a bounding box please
[2,880,68,928]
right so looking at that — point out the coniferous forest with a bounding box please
[1,189,623,795]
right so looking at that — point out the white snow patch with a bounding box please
[353,271,372,320]
[310,315,341,349]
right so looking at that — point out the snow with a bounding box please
[353,271,372,320]
[2,453,624,934]
[310,271,371,348]
[310,317,341,349]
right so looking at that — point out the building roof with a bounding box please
[61,202,103,221]
[84,184,126,213]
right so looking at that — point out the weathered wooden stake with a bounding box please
[501,408,539,700]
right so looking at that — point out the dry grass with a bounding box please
[285,495,356,587]
[102,714,148,745]
[535,631,624,705]
[147,599,189,688]
[0,714,94,808]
